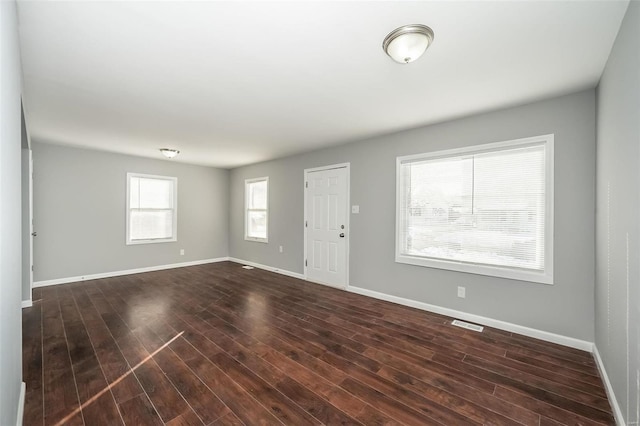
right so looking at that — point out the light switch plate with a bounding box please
[351,205,360,214]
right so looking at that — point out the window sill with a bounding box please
[126,237,177,245]
[395,253,553,285]
[245,237,268,243]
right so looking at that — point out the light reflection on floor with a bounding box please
[53,331,184,426]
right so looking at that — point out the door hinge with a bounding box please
[31,265,34,271]
[305,220,307,228]
[305,259,307,267]
[305,181,308,188]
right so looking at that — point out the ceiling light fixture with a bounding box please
[160,148,180,159]
[383,24,434,64]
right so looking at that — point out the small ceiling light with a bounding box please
[160,148,180,159]
[383,24,434,64]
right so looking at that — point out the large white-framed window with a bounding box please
[396,134,554,284]
[245,176,268,242]
[126,173,177,245]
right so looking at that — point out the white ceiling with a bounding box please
[18,1,629,169]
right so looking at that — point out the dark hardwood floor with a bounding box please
[22,261,614,425]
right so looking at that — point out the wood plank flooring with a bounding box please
[22,261,614,425]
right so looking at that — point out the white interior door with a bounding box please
[305,165,349,289]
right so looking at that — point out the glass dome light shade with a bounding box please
[160,149,180,158]
[383,24,434,64]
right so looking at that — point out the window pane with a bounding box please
[248,180,267,209]
[130,210,173,240]
[400,143,546,272]
[129,177,141,208]
[473,146,545,269]
[247,211,267,239]
[137,177,174,209]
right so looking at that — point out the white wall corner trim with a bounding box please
[348,285,594,352]
[593,345,627,426]
[21,300,32,309]
[33,258,230,287]
[16,382,25,426]
[228,258,305,280]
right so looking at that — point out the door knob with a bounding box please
[339,233,345,238]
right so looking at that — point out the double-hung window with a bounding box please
[245,177,268,242]
[126,173,177,245]
[396,134,554,284]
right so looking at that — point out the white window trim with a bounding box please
[395,134,554,285]
[245,176,269,243]
[126,172,178,245]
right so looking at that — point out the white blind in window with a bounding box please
[129,176,175,241]
[246,178,268,240]
[398,143,547,272]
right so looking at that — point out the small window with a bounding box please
[126,173,177,245]
[396,135,554,284]
[245,177,268,242]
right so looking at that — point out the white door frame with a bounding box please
[28,150,33,294]
[303,162,350,289]
[20,149,33,308]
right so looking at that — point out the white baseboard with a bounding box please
[347,285,594,352]
[16,382,25,426]
[32,255,594,354]
[593,345,626,425]
[33,257,230,287]
[228,257,305,280]
[21,300,32,308]
[227,257,593,352]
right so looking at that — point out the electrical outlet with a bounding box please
[279,246,283,253]
[180,249,185,256]
[457,286,466,298]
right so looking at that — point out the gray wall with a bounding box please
[595,1,639,423]
[32,143,229,281]
[230,90,597,341]
[0,0,24,423]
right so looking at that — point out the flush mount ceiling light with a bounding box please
[383,24,434,64]
[160,148,180,159]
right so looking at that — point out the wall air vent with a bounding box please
[451,319,484,332]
